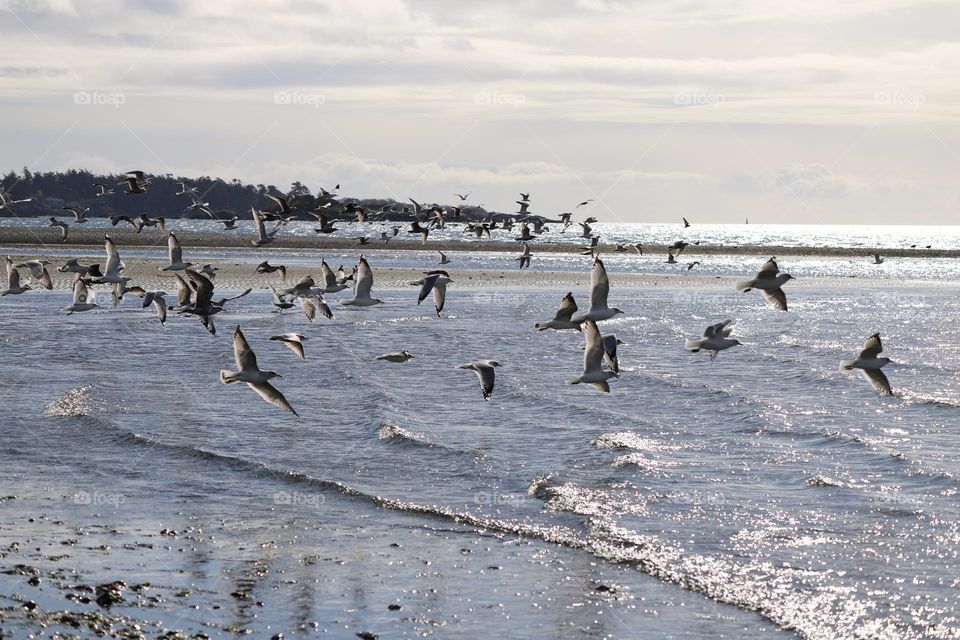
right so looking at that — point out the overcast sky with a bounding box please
[2,0,959,223]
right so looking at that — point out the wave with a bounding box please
[44,385,117,417]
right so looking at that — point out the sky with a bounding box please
[1,0,959,224]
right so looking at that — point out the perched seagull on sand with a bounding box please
[411,270,451,317]
[535,292,582,331]
[457,359,500,401]
[571,257,623,323]
[255,261,287,282]
[376,351,415,363]
[2,258,31,296]
[517,243,532,269]
[685,319,741,361]
[341,256,383,306]
[161,232,193,271]
[438,250,451,265]
[566,320,618,392]
[840,333,894,396]
[48,217,68,243]
[61,276,97,313]
[736,257,794,311]
[270,333,308,360]
[220,326,298,415]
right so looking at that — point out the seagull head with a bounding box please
[783,274,796,281]
[264,370,281,379]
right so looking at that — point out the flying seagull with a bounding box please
[62,206,89,223]
[685,319,741,361]
[438,250,451,265]
[270,333,308,360]
[61,275,98,313]
[571,257,623,322]
[457,359,500,401]
[341,256,383,306]
[517,243,532,269]
[566,320,617,392]
[736,257,794,311]
[220,326,298,415]
[48,217,68,243]
[1,258,31,296]
[412,270,451,317]
[161,232,193,271]
[535,292,582,331]
[255,261,287,282]
[840,333,893,395]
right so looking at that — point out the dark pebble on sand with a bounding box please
[22,601,37,611]
[388,604,402,611]
[27,575,40,586]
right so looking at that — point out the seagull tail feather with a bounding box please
[839,359,857,372]
[735,279,755,292]
[220,370,241,384]
[685,339,705,352]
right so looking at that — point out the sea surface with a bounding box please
[1,246,959,638]
[4,215,960,250]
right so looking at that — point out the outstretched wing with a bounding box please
[858,333,883,359]
[756,258,779,280]
[554,292,578,322]
[582,320,605,373]
[248,381,298,415]
[233,326,258,371]
[762,288,788,311]
[588,258,610,310]
[862,369,892,395]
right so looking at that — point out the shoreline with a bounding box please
[0,226,957,258]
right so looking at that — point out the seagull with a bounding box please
[269,286,295,312]
[15,260,52,290]
[631,243,643,255]
[218,217,240,230]
[457,359,500,401]
[270,333,307,360]
[840,333,893,395]
[683,217,691,228]
[376,351,415,362]
[93,183,115,197]
[62,206,89,223]
[251,208,282,247]
[199,264,218,279]
[265,194,292,216]
[60,275,99,313]
[136,214,165,232]
[665,251,677,264]
[517,243,532,269]
[870,253,884,264]
[452,192,471,201]
[299,292,334,323]
[535,292,582,331]
[161,232,193,271]
[48,217,68,243]
[0,190,34,211]
[109,215,138,230]
[220,326,298,415]
[255,261,287,282]
[58,258,94,275]
[310,212,338,234]
[566,320,617,392]
[127,289,169,325]
[341,256,383,306]
[571,257,623,323]
[411,270,452,317]
[685,319,741,361]
[89,235,128,284]
[318,260,347,293]
[438,251,451,265]
[119,176,147,194]
[736,257,794,311]
[686,261,701,271]
[1,258,31,296]
[578,333,625,373]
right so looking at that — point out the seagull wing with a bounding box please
[248,381,298,415]
[104,236,122,276]
[762,288,788,311]
[417,274,438,304]
[72,276,88,305]
[39,267,52,290]
[554,292,578,322]
[320,261,338,288]
[582,320,605,374]
[167,233,183,264]
[233,326,259,371]
[473,364,495,400]
[432,280,447,317]
[153,297,167,324]
[588,258,610,310]
[186,270,215,307]
[173,273,191,306]
[858,333,883,359]
[355,256,374,298]
[756,258,779,280]
[862,369,892,395]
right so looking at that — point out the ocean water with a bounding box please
[4,215,960,250]
[1,249,959,638]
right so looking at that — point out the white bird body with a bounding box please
[536,292,581,331]
[62,276,98,313]
[840,333,893,395]
[685,319,741,361]
[341,256,383,306]
[567,320,617,392]
[457,359,500,400]
[736,257,794,311]
[570,257,623,323]
[376,351,414,362]
[220,326,298,414]
[161,232,193,271]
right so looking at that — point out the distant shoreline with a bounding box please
[0,226,956,258]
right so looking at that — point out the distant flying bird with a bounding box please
[457,359,500,400]
[161,232,193,271]
[535,292,581,332]
[686,261,701,270]
[48,217,68,243]
[93,183,115,197]
[341,256,383,306]
[683,217,691,228]
[119,176,147,194]
[270,333,308,360]
[685,319,741,361]
[736,257,794,311]
[62,206,89,223]
[438,250,451,265]
[452,193,471,201]
[575,200,593,208]
[517,243,532,269]
[61,275,98,312]
[220,326,298,415]
[376,351,415,363]
[265,194,292,215]
[840,333,894,395]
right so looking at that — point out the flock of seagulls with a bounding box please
[0,177,908,411]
